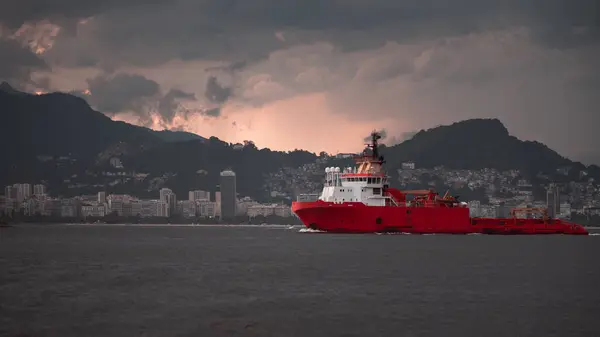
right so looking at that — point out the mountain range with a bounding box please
[1,82,597,200]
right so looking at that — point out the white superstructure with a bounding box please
[318,166,390,206]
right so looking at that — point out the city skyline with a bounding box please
[1,1,599,164]
[1,169,292,220]
[3,161,599,223]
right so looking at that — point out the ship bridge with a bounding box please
[319,166,391,206]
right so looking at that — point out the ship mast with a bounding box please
[369,131,384,163]
[355,131,386,174]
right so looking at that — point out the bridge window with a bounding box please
[373,188,381,195]
[367,178,372,184]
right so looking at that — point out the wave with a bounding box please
[298,228,326,233]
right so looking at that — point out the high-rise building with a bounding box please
[33,184,46,196]
[189,190,210,201]
[546,184,560,218]
[22,184,32,200]
[214,191,221,217]
[160,188,172,202]
[4,186,13,199]
[98,191,107,204]
[219,170,237,220]
[159,188,177,216]
[10,184,29,202]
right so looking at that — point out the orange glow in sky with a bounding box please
[178,92,390,154]
[110,92,390,154]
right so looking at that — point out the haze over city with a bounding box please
[1,1,599,164]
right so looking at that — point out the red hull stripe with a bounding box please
[291,201,588,235]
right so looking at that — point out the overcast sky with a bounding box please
[1,0,599,163]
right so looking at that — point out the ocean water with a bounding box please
[1,224,599,337]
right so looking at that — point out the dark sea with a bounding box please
[1,224,599,337]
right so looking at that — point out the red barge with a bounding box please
[292,132,588,235]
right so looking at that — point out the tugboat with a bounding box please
[292,131,588,235]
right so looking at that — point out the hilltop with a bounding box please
[381,118,586,179]
[150,130,206,142]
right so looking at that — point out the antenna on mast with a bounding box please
[355,130,386,168]
[366,130,385,164]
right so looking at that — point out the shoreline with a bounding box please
[19,223,299,228]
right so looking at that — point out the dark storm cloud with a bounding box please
[203,107,221,117]
[83,72,210,124]
[158,88,197,122]
[179,106,222,119]
[21,0,599,70]
[3,0,599,162]
[204,76,232,104]
[32,76,52,90]
[0,0,165,29]
[0,38,48,87]
[205,61,247,73]
[86,72,160,115]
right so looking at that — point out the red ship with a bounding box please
[292,131,588,235]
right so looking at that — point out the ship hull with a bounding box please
[292,200,588,235]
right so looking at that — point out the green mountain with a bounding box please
[1,82,595,201]
[380,119,589,180]
[0,83,162,189]
[0,83,316,199]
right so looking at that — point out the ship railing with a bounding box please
[296,194,320,202]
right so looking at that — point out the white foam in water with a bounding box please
[298,228,325,233]
[588,233,600,236]
[376,232,413,235]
